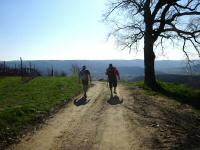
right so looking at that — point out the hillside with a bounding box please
[157,74,200,88]
[1,60,200,81]
[0,76,82,149]
[131,74,200,88]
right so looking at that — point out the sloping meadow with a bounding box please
[0,76,81,148]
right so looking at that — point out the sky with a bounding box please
[0,0,191,61]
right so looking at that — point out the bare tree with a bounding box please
[104,0,200,88]
[29,61,32,73]
[20,57,23,76]
[3,61,6,73]
[60,70,67,76]
[51,65,54,76]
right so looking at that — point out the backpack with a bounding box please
[79,70,88,80]
[107,67,116,79]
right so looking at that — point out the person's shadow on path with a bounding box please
[74,97,90,106]
[107,95,123,105]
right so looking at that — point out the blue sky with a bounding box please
[0,0,189,60]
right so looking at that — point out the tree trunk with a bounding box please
[143,1,157,89]
[144,32,157,89]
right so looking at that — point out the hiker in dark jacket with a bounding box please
[79,66,91,98]
[105,64,120,96]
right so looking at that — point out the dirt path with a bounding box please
[10,81,200,150]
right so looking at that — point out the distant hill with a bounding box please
[132,74,200,88]
[190,64,200,74]
[1,59,199,80]
[118,66,144,80]
[155,60,186,69]
[158,60,200,75]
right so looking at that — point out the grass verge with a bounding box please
[0,76,82,148]
[125,81,200,111]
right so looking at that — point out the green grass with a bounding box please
[125,81,200,110]
[0,76,82,144]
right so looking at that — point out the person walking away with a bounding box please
[79,66,91,98]
[106,64,120,97]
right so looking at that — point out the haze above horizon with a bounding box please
[0,0,192,61]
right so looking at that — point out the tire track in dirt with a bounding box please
[11,82,134,150]
[52,82,108,150]
[51,82,133,150]
[11,82,152,150]
[118,85,157,150]
[10,82,106,150]
[10,81,199,150]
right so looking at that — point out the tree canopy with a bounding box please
[104,0,200,60]
[104,0,200,88]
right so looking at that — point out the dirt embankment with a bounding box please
[10,82,200,150]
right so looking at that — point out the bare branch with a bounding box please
[175,1,200,11]
[104,0,200,61]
